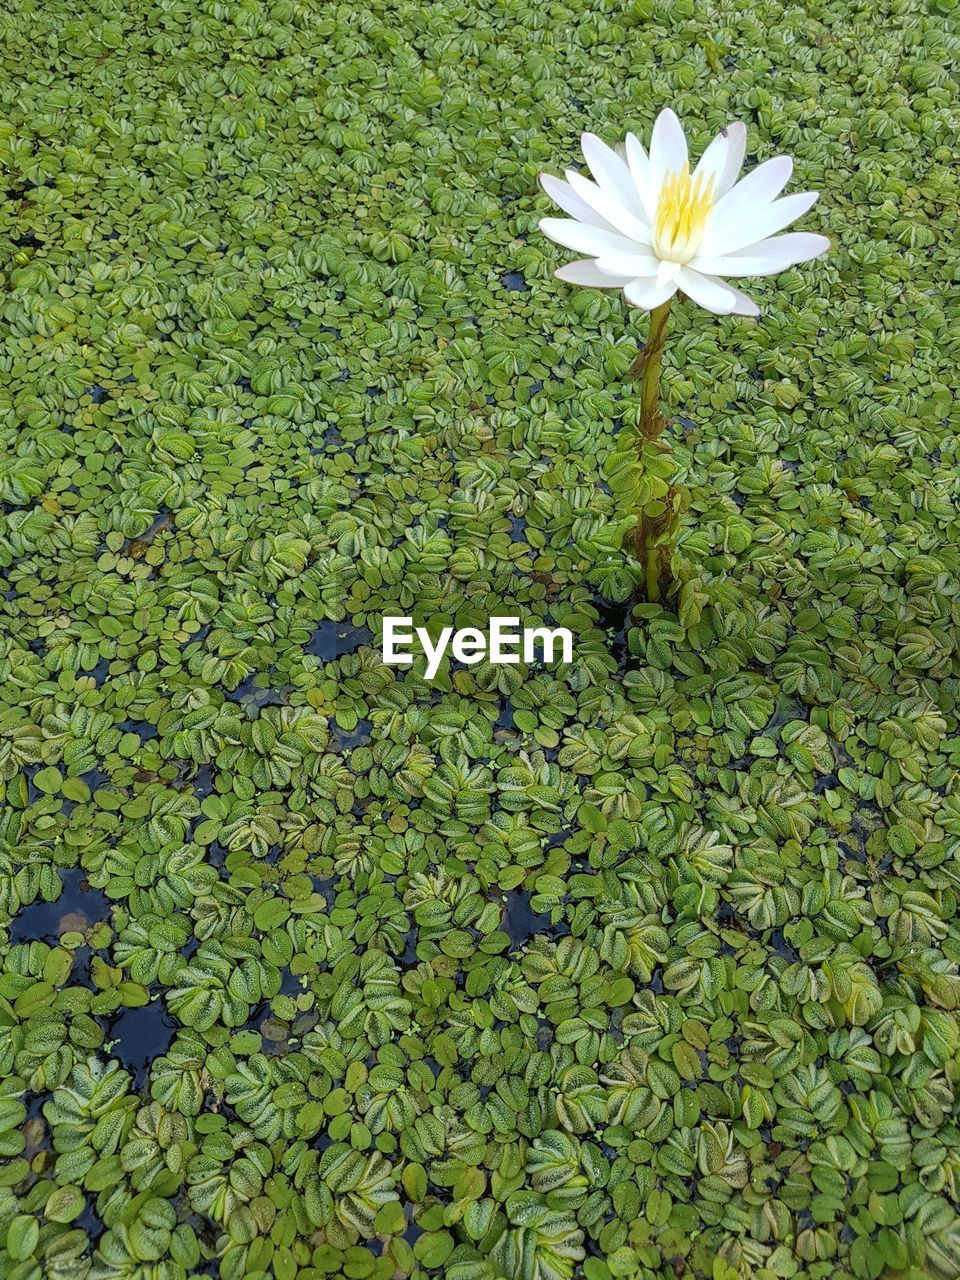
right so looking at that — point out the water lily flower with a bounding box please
[539,109,829,315]
[538,109,830,604]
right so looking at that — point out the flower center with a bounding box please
[654,168,715,263]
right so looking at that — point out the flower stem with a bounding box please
[627,299,676,601]
[636,299,671,438]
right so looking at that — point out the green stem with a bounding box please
[629,299,673,601]
[645,542,661,602]
[639,299,671,442]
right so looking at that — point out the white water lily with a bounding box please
[539,109,829,315]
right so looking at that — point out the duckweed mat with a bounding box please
[2,1,960,1278]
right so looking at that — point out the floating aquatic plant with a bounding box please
[1,3,960,1280]
[539,109,829,601]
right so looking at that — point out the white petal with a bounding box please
[623,276,679,310]
[594,250,659,276]
[682,270,760,317]
[625,132,658,221]
[703,191,819,256]
[656,259,681,289]
[701,156,794,253]
[539,218,646,258]
[722,284,761,316]
[565,170,651,241]
[539,173,617,230]
[726,155,794,204]
[676,267,740,314]
[649,108,688,188]
[692,232,830,278]
[555,260,635,287]
[717,123,747,196]
[580,133,648,220]
[692,121,747,197]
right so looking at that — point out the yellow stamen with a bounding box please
[654,168,715,263]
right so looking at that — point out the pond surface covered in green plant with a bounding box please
[1,0,960,1278]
